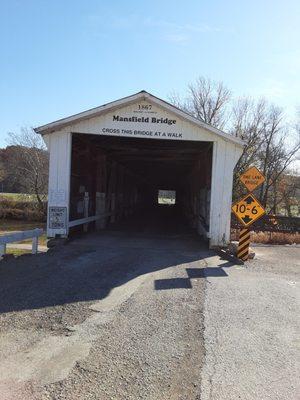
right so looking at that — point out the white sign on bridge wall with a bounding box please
[68,99,221,143]
[99,102,183,140]
[49,207,67,229]
[50,189,66,204]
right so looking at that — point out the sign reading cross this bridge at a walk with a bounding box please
[239,166,265,192]
[232,193,265,227]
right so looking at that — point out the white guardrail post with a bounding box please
[32,236,38,254]
[0,228,43,257]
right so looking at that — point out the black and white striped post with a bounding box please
[237,228,251,261]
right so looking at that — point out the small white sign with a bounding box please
[49,207,67,229]
[50,190,66,203]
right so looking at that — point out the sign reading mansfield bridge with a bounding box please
[100,103,184,140]
[112,115,177,125]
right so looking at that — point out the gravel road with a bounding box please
[0,228,209,400]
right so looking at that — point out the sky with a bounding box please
[0,0,300,148]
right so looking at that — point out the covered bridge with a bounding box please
[35,91,244,247]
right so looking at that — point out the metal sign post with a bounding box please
[232,167,266,261]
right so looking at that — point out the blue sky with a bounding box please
[1,0,299,146]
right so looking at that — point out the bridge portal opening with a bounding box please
[69,133,213,237]
[158,190,176,205]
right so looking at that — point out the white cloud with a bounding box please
[259,79,288,99]
[143,17,222,43]
[266,50,300,76]
[84,14,224,44]
[143,17,220,33]
[163,33,189,44]
[248,78,300,121]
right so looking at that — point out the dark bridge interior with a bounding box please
[69,133,213,236]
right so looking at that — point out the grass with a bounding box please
[231,229,300,245]
[5,248,31,256]
[158,198,176,205]
[0,193,42,202]
[0,219,47,246]
[0,194,47,221]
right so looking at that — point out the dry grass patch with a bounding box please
[6,248,31,256]
[231,229,300,244]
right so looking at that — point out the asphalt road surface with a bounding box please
[0,213,299,399]
[201,244,300,400]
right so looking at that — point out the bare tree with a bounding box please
[232,99,300,208]
[169,76,231,129]
[257,112,300,210]
[170,76,300,214]
[7,128,49,210]
[188,77,231,129]
[231,98,267,199]
[0,160,6,192]
[269,173,300,216]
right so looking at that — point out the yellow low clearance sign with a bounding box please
[232,193,265,227]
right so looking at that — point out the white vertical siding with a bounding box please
[209,141,225,246]
[46,131,72,237]
[209,141,242,247]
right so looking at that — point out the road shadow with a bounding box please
[154,266,228,291]
[216,248,244,266]
[186,267,228,278]
[0,235,212,314]
[154,278,193,290]
[0,209,235,314]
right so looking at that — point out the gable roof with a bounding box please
[34,90,244,146]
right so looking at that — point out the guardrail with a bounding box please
[0,228,44,257]
[231,214,300,233]
[68,212,112,228]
